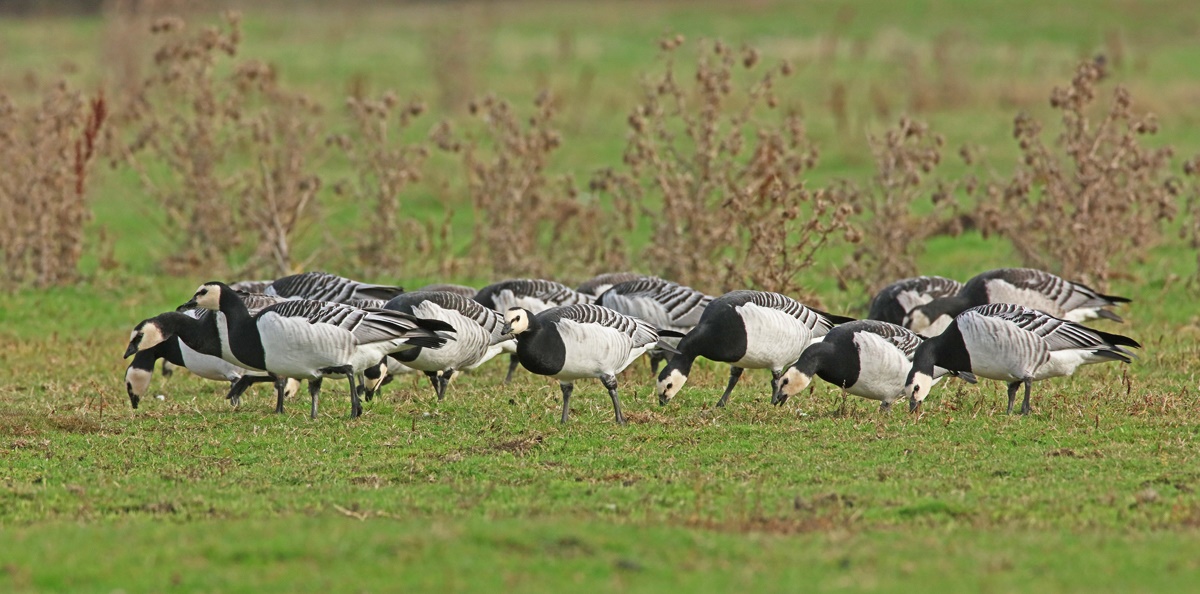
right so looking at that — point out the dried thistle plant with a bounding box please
[330,92,430,276]
[975,58,1178,287]
[441,91,621,279]
[594,37,851,297]
[0,82,107,287]
[837,117,961,293]
[119,12,327,276]
[1182,154,1200,283]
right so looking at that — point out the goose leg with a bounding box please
[438,370,453,401]
[505,354,520,384]
[600,373,626,425]
[309,378,323,419]
[348,373,363,419]
[1006,381,1020,415]
[424,371,440,401]
[1020,377,1033,416]
[880,401,892,413]
[559,382,574,424]
[273,377,288,414]
[715,366,744,408]
[225,374,263,407]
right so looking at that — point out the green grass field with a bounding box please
[2,1,1200,591]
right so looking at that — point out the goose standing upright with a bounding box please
[502,304,666,424]
[383,291,513,401]
[474,279,596,383]
[596,277,711,373]
[867,276,964,327]
[904,303,1140,415]
[904,268,1130,337]
[772,320,974,411]
[657,290,854,407]
[172,282,451,418]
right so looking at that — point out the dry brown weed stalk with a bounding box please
[595,37,851,297]
[120,12,327,276]
[975,59,1177,286]
[0,83,107,287]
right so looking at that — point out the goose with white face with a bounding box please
[501,308,531,335]
[189,283,224,311]
[125,321,168,358]
[905,371,934,412]
[656,369,687,406]
[771,367,812,406]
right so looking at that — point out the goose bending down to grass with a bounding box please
[904,268,1131,337]
[867,276,964,328]
[596,277,711,373]
[474,279,596,383]
[657,290,854,408]
[501,304,673,424]
[128,282,454,419]
[266,271,405,303]
[383,291,513,401]
[772,320,975,411]
[904,303,1140,415]
[576,272,645,298]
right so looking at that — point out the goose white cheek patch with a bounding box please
[657,369,687,401]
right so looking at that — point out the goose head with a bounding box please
[124,319,169,358]
[656,364,688,406]
[905,370,934,413]
[124,365,153,409]
[501,308,533,336]
[772,367,812,406]
[184,282,225,311]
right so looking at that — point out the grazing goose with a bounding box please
[266,271,405,303]
[179,282,453,418]
[124,337,300,411]
[576,272,645,297]
[657,291,854,407]
[474,279,597,383]
[417,283,478,298]
[596,276,711,373]
[904,303,1140,415]
[502,304,665,424]
[904,268,1130,337]
[867,276,964,327]
[771,320,974,411]
[383,291,513,401]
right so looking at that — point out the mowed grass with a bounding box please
[3,0,1200,591]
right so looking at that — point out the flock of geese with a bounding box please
[123,268,1140,423]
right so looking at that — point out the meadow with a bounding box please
[2,1,1200,591]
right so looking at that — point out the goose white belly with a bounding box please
[958,315,1049,382]
[847,333,914,402]
[177,340,244,382]
[258,313,355,379]
[465,341,511,370]
[410,321,490,371]
[553,319,643,380]
[1061,307,1103,323]
[732,303,814,369]
[1033,348,1111,380]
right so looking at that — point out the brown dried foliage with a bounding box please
[120,12,327,276]
[331,92,430,276]
[975,59,1178,286]
[595,37,851,296]
[1183,154,1200,282]
[836,117,962,293]
[0,82,107,287]
[440,92,623,279]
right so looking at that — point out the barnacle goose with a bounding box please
[167,282,451,419]
[867,276,964,327]
[657,290,854,407]
[904,268,1131,337]
[417,283,478,298]
[904,303,1140,415]
[772,320,974,411]
[596,276,711,373]
[229,279,274,294]
[502,304,668,424]
[576,272,645,298]
[383,291,513,401]
[474,279,596,383]
[266,271,405,303]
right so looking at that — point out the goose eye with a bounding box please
[913,385,921,395]
[781,378,790,386]
[666,382,673,390]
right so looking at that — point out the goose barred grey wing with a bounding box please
[477,279,596,310]
[869,276,964,323]
[240,293,292,315]
[970,303,1138,355]
[267,271,404,303]
[390,291,508,336]
[740,291,848,332]
[576,272,644,296]
[854,319,923,358]
[345,298,388,310]
[987,269,1123,313]
[547,304,659,348]
[598,277,711,328]
[259,300,446,345]
[229,279,273,293]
